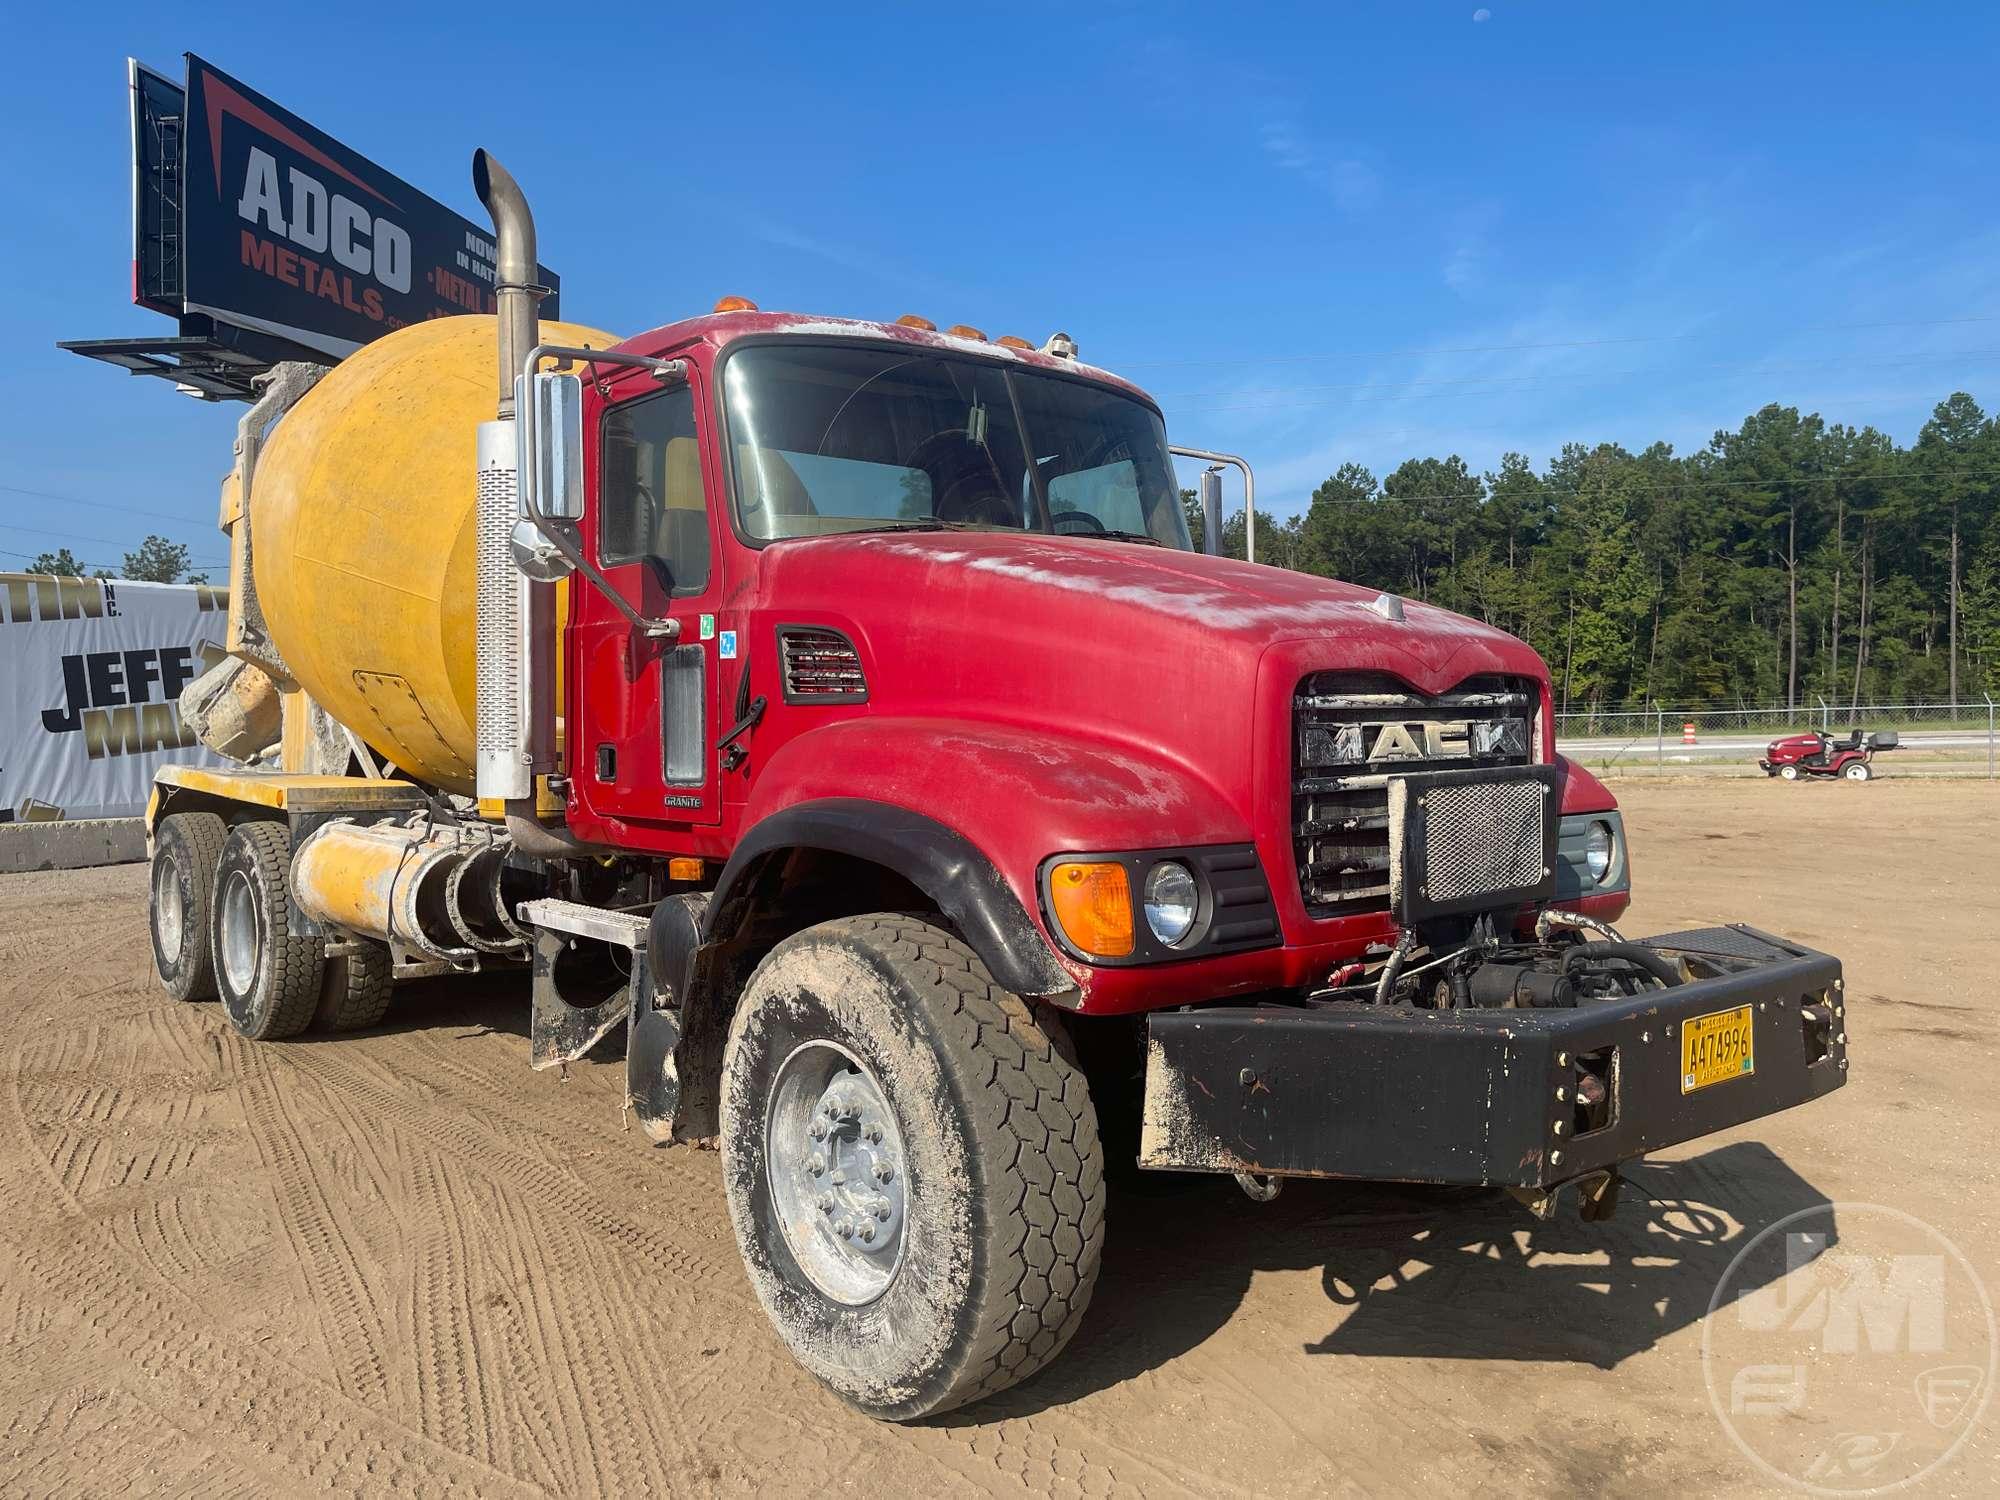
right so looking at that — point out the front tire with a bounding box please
[720,914,1104,1420]
[1778,763,1800,781]
[212,820,324,1041]
[151,811,227,1000]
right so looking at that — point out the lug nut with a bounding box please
[837,1219,855,1240]
[874,1201,892,1220]
[1552,1120,1565,1136]
[817,1194,834,1214]
[825,1101,842,1119]
[859,1225,876,1243]
[1557,1051,1569,1067]
[1555,1086,1568,1102]
[808,1120,828,1141]
[809,1156,825,1177]
[1551,1149,1564,1166]
[867,1127,883,1144]
[873,1163,894,1183]
[830,1171,846,1186]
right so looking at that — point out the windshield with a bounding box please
[723,343,1191,549]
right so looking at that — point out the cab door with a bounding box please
[570,373,723,835]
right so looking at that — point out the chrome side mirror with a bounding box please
[517,370,585,522]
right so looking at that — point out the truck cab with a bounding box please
[136,155,1847,1425]
[552,307,1633,1004]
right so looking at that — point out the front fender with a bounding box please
[743,716,1256,982]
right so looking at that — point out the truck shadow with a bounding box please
[943,1140,1833,1423]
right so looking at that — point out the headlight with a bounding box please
[1585,820,1615,881]
[1142,861,1199,945]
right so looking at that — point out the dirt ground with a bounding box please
[1,779,1994,1497]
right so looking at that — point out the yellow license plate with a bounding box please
[1681,1005,1756,1093]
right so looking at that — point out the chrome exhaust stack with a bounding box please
[471,150,552,807]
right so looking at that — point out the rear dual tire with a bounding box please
[719,914,1104,1421]
[212,820,325,1041]
[151,812,228,1001]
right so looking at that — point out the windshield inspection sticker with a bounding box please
[700,614,715,641]
[718,630,737,660]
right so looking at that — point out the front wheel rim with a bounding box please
[765,1039,909,1305]
[218,869,259,996]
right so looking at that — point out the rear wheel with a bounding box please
[1844,760,1872,781]
[151,812,227,1001]
[719,914,1104,1420]
[315,938,394,1032]
[1778,763,1800,781]
[212,820,324,1041]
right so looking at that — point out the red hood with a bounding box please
[760,531,1547,693]
[748,533,1553,828]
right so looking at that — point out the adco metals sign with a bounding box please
[175,54,560,360]
[0,574,230,822]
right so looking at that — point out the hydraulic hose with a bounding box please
[1562,940,1683,989]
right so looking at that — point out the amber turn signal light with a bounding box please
[713,295,759,313]
[1047,861,1134,958]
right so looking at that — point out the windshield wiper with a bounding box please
[838,518,989,535]
[1076,529,1167,547]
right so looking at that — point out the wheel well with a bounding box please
[720,846,938,954]
[664,848,983,1144]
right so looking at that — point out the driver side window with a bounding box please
[600,387,710,595]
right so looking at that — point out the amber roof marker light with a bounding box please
[713,295,759,313]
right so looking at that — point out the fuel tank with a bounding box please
[252,315,617,791]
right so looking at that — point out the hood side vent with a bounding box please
[778,626,868,704]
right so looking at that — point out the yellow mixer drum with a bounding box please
[252,314,618,793]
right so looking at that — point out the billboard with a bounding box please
[0,574,231,822]
[162,55,560,360]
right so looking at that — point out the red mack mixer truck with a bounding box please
[121,152,1847,1419]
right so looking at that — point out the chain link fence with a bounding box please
[1553,697,1999,776]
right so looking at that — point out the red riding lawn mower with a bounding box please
[1760,728,1899,781]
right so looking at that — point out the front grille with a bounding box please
[1293,671,1538,915]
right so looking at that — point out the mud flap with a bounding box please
[519,899,652,1070]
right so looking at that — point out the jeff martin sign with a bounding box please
[0,574,231,822]
[164,55,559,360]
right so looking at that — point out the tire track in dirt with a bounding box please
[0,1222,544,1498]
[238,1040,395,1406]
[399,1145,500,1468]
[1,1016,542,1498]
[290,1037,726,1490]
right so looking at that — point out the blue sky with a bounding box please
[8,2,2000,574]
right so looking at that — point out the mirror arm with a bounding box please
[1169,445,1256,564]
[517,343,686,640]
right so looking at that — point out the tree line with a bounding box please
[24,536,208,586]
[1209,391,2000,711]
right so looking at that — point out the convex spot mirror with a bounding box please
[518,369,585,522]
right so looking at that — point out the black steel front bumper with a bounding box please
[1139,926,1847,1190]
